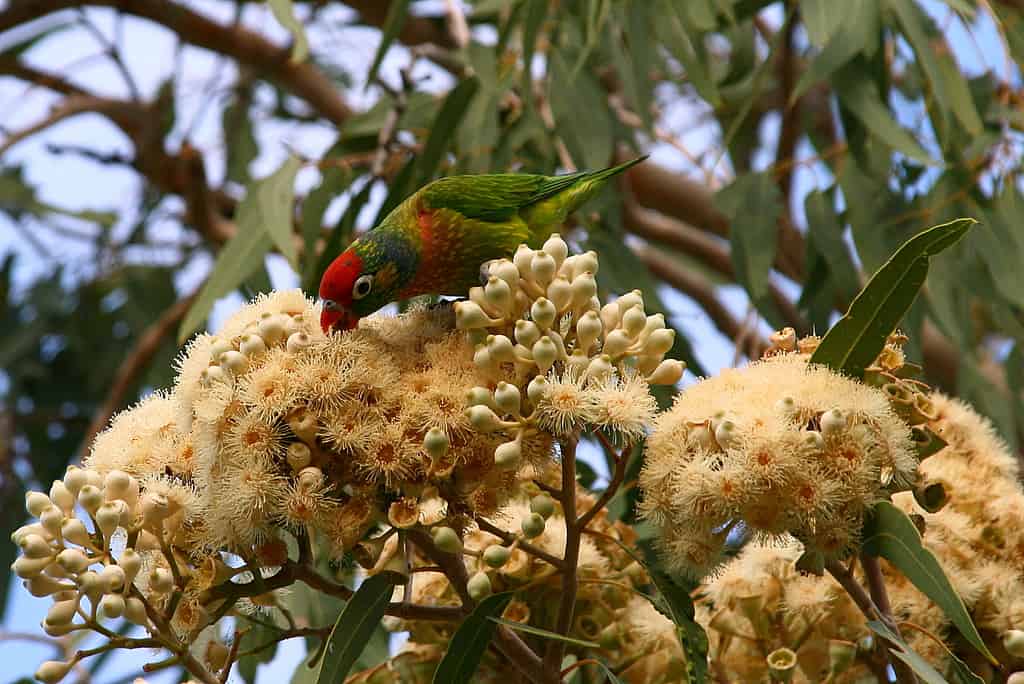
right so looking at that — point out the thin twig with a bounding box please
[475,518,564,569]
[542,437,580,679]
[577,434,629,531]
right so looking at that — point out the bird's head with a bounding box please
[318,236,413,333]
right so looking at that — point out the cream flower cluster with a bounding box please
[455,234,681,460]
[640,353,917,579]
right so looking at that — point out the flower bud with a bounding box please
[491,259,520,288]
[431,527,463,555]
[219,350,248,374]
[37,506,65,539]
[575,310,602,350]
[286,442,312,472]
[714,420,739,450]
[63,467,88,496]
[257,314,286,345]
[584,355,614,383]
[149,568,174,594]
[297,467,324,494]
[286,313,307,336]
[141,492,170,528]
[99,593,125,619]
[527,376,549,404]
[542,234,568,265]
[286,332,311,353]
[493,382,522,416]
[647,359,685,385]
[59,519,89,548]
[124,597,149,626]
[467,405,502,433]
[200,365,228,386]
[239,333,267,357]
[494,440,522,470]
[600,302,621,333]
[13,523,49,546]
[616,290,643,314]
[570,272,596,307]
[118,548,142,584]
[643,328,675,356]
[48,481,75,514]
[424,428,450,460]
[101,564,126,592]
[45,599,78,627]
[56,549,91,574]
[531,250,556,284]
[546,277,572,311]
[26,491,52,518]
[621,305,647,337]
[25,574,72,598]
[13,555,51,579]
[530,494,556,519]
[574,250,599,277]
[78,571,103,600]
[514,244,535,274]
[820,409,845,436]
[42,621,78,637]
[602,329,631,358]
[95,502,125,539]
[465,386,494,408]
[102,470,131,499]
[35,660,74,684]
[566,350,590,375]
[485,276,512,311]
[467,572,493,601]
[521,512,546,538]
[483,545,511,568]
[532,336,558,374]
[530,298,557,330]
[515,320,541,347]
[803,431,825,453]
[20,534,53,560]
[455,301,499,329]
[488,334,516,364]
[287,410,318,443]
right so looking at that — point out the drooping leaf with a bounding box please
[314,177,373,286]
[801,0,846,47]
[660,1,720,106]
[222,91,259,184]
[715,172,781,306]
[549,52,612,170]
[793,0,878,102]
[257,155,303,272]
[366,0,411,88]
[487,617,601,649]
[268,0,310,62]
[868,619,984,684]
[315,572,404,684]
[862,503,997,665]
[415,76,481,185]
[804,189,861,302]
[301,165,354,291]
[810,218,975,379]
[237,616,281,684]
[432,592,513,684]
[593,660,626,684]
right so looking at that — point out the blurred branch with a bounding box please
[0,0,353,124]
[775,5,800,204]
[79,290,198,457]
[0,56,90,97]
[0,95,142,157]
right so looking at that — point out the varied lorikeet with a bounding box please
[318,156,647,332]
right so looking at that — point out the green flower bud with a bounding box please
[431,527,463,555]
[48,481,74,514]
[575,310,603,351]
[60,519,90,548]
[494,382,521,416]
[643,328,675,356]
[35,660,74,684]
[467,571,493,601]
[521,512,546,538]
[530,494,556,519]
[488,334,516,363]
[99,593,125,619]
[484,276,512,311]
[95,501,125,539]
[124,597,149,626]
[483,545,511,568]
[574,251,599,278]
[286,332,311,353]
[467,405,502,433]
[616,290,643,314]
[62,467,88,497]
[12,555,50,579]
[515,320,541,347]
[531,298,557,330]
[494,440,522,470]
[20,534,53,560]
[569,272,596,307]
[56,549,91,574]
[513,244,534,276]
[527,376,549,404]
[465,386,494,408]
[455,301,500,329]
[101,564,126,592]
[208,337,234,361]
[473,344,494,372]
[602,329,631,358]
[820,409,845,436]
[257,314,286,345]
[118,548,142,585]
[584,354,614,383]
[45,598,78,627]
[200,365,228,386]
[491,259,520,288]
[424,428,450,460]
[532,336,558,374]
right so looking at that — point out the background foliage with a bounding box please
[2,0,1024,680]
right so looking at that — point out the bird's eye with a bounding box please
[352,274,373,300]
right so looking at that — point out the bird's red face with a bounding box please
[318,249,365,333]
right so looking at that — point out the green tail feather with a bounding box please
[521,155,648,238]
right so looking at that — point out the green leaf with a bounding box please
[415,77,481,185]
[862,502,997,665]
[887,0,982,137]
[313,177,373,287]
[222,92,259,184]
[432,592,513,684]
[810,218,975,379]
[793,0,878,102]
[521,0,548,97]
[868,619,984,684]
[803,189,861,302]
[257,155,303,272]
[834,66,933,164]
[549,52,612,170]
[487,617,601,649]
[660,1,720,106]
[593,660,625,684]
[315,571,404,684]
[237,617,281,684]
[301,165,354,291]
[267,0,310,62]
[366,0,411,88]
[715,172,781,305]
[801,0,846,47]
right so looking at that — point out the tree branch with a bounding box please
[542,437,580,680]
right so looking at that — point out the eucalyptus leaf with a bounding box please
[715,172,781,306]
[487,617,601,649]
[267,0,310,62]
[432,592,513,684]
[366,0,411,88]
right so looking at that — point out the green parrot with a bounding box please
[318,156,647,332]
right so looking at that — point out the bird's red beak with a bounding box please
[320,306,358,333]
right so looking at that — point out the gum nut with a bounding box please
[101,564,126,592]
[575,250,599,277]
[531,250,557,283]
[78,485,102,514]
[286,442,312,472]
[493,259,520,287]
[77,571,102,598]
[488,334,516,363]
[616,290,643,314]
[99,593,125,619]
[600,302,620,331]
[26,491,52,518]
[467,572,493,601]
[576,310,602,345]
[465,386,494,408]
[569,272,596,306]
[13,556,51,579]
[286,332,311,353]
[621,305,647,337]
[515,319,541,347]
[19,534,53,560]
[494,440,522,470]
[208,337,234,361]
[103,470,132,498]
[39,506,64,537]
[485,276,512,308]
[473,345,493,371]
[257,314,286,344]
[530,494,556,519]
[25,575,71,598]
[95,502,124,537]
[200,365,228,386]
[423,428,450,459]
[527,376,549,404]
[118,548,142,583]
[483,545,512,568]
[219,350,248,374]
[150,568,174,594]
[455,301,495,329]
[63,467,88,496]
[466,405,502,433]
[493,382,522,415]
[602,329,631,357]
[56,549,91,574]
[647,359,685,385]
[643,328,675,356]
[513,244,534,275]
[239,333,267,357]
[431,527,463,555]
[45,599,78,627]
[820,409,845,436]
[35,661,74,684]
[542,233,569,264]
[546,277,572,311]
[124,597,148,626]
[49,481,75,513]
[530,298,557,329]
[297,467,324,493]
[521,512,546,538]
[532,336,558,373]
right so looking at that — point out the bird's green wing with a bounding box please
[419,172,589,223]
